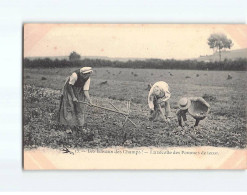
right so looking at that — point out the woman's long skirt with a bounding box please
[58,78,86,127]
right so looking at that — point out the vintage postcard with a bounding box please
[23,24,247,170]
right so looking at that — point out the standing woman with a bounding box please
[58,67,93,132]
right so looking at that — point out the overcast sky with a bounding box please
[24,24,247,60]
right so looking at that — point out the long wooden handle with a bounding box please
[109,101,137,127]
[78,101,129,116]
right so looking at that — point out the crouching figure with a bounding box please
[176,97,210,129]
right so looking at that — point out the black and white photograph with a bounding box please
[23,24,247,169]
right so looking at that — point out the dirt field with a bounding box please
[23,67,247,149]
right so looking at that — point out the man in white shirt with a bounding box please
[148,81,172,122]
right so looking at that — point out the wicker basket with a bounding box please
[188,100,209,119]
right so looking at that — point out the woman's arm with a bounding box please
[83,78,92,104]
[84,90,92,104]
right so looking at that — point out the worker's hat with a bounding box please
[178,97,191,110]
[80,67,93,74]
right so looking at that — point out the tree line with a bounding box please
[23,57,247,71]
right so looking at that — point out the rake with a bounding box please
[78,100,137,128]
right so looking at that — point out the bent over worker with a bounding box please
[58,67,93,132]
[176,97,210,128]
[148,81,172,122]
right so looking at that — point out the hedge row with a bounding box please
[23,58,247,71]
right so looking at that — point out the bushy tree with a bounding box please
[208,33,233,61]
[69,51,81,61]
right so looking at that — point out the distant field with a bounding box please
[24,67,247,106]
[197,48,247,62]
[23,67,247,148]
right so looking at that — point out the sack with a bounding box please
[188,100,209,119]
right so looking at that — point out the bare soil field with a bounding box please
[23,67,247,149]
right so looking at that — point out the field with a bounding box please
[23,67,247,149]
[196,48,247,62]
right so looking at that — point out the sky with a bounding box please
[24,24,247,60]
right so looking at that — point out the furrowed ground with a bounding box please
[23,67,247,148]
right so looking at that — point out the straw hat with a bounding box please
[80,67,93,74]
[178,97,191,110]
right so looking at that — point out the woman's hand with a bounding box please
[73,97,78,102]
[84,90,92,105]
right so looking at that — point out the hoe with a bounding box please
[78,100,137,128]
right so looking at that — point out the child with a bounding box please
[176,97,210,128]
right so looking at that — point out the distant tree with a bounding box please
[69,51,81,61]
[208,33,233,61]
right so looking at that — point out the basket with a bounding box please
[188,100,209,119]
